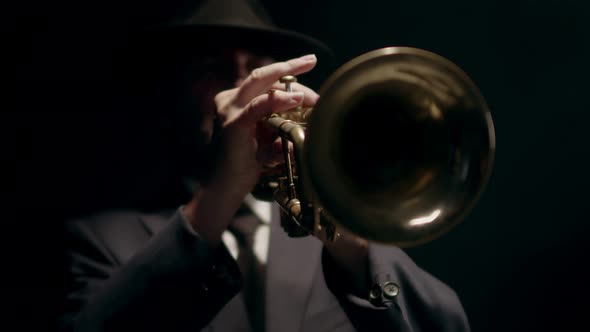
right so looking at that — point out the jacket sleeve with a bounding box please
[322,242,470,332]
[58,208,243,332]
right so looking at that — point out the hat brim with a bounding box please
[132,24,333,84]
[138,23,333,63]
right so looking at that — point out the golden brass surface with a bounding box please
[265,47,495,246]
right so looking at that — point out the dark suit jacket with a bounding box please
[58,206,470,332]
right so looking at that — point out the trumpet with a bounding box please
[254,47,495,247]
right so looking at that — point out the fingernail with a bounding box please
[289,92,304,104]
[300,54,316,62]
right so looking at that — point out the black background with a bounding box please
[11,0,590,330]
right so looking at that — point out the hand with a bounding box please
[184,54,320,246]
[211,54,319,191]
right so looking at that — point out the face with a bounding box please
[173,49,274,177]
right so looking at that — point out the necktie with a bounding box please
[228,211,266,332]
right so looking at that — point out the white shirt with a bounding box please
[182,178,274,264]
[222,193,273,264]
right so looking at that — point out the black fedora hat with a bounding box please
[139,0,333,64]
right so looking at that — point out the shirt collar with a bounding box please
[243,193,273,224]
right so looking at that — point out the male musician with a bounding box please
[58,0,471,331]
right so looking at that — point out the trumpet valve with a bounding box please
[280,75,297,92]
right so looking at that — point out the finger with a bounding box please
[270,82,320,106]
[237,54,317,104]
[239,90,304,126]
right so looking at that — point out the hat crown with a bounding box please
[176,0,276,30]
[142,0,333,68]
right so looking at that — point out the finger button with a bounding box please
[280,75,297,92]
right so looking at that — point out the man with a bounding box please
[58,0,470,331]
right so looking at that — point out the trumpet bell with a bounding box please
[305,47,495,246]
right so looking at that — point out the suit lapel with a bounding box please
[266,204,323,332]
[139,206,323,332]
[138,210,173,236]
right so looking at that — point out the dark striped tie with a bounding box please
[228,211,266,332]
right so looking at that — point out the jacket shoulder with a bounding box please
[64,209,173,265]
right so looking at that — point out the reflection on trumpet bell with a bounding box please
[259,46,495,247]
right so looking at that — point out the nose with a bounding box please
[233,67,248,88]
[233,50,251,88]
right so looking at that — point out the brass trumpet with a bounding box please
[255,47,495,247]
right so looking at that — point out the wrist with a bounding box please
[184,182,248,247]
